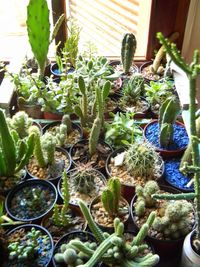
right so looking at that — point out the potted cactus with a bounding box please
[90,177,129,231]
[106,141,164,203]
[0,108,35,195]
[148,32,200,267]
[131,181,194,258]
[27,125,71,183]
[144,97,189,158]
[57,164,106,206]
[53,199,159,267]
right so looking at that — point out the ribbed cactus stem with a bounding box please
[121,33,137,74]
[101,189,114,216]
[89,117,101,156]
[62,171,70,210]
[61,114,72,134]
[78,76,88,123]
[108,177,121,214]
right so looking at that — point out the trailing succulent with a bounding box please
[159,97,180,148]
[54,200,160,267]
[121,33,137,74]
[134,181,193,240]
[0,109,35,179]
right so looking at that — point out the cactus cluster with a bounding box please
[159,97,180,148]
[0,109,35,179]
[54,200,159,266]
[54,115,73,147]
[121,33,137,74]
[124,141,163,180]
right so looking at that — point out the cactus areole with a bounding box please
[27,0,50,79]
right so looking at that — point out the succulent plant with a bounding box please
[54,200,159,266]
[124,141,163,180]
[0,108,35,179]
[121,33,137,74]
[159,97,180,148]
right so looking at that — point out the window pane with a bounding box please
[67,0,152,58]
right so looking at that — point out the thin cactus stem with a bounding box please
[153,192,196,200]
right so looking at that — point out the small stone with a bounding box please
[114,152,126,167]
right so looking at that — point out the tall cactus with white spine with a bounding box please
[121,33,137,74]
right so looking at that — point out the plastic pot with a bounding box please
[50,63,75,80]
[5,178,58,223]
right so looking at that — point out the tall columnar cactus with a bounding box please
[121,33,137,74]
[54,200,159,267]
[89,80,111,156]
[27,0,50,78]
[152,32,200,251]
[101,177,121,217]
[159,97,180,148]
[0,109,35,178]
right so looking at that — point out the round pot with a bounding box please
[164,158,194,192]
[41,204,87,243]
[18,102,44,119]
[181,230,200,267]
[140,60,165,82]
[52,231,100,267]
[26,57,51,77]
[109,60,139,80]
[130,185,194,258]
[57,168,107,207]
[42,121,83,150]
[70,139,113,173]
[143,119,189,158]
[43,111,63,120]
[27,147,72,185]
[5,179,58,223]
[50,63,75,79]
[106,148,164,204]
[4,224,53,267]
[90,195,130,233]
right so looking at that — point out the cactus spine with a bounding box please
[159,97,180,148]
[0,109,35,177]
[27,0,50,78]
[121,33,137,74]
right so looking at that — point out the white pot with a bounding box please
[181,230,200,267]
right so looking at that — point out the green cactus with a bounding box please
[121,33,137,74]
[159,97,180,148]
[0,109,35,179]
[27,0,50,78]
[124,141,163,180]
[101,177,122,217]
[63,200,159,267]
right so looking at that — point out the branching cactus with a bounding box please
[101,177,121,217]
[121,33,137,74]
[124,141,163,180]
[54,200,159,267]
[150,32,200,253]
[159,97,180,148]
[0,109,35,179]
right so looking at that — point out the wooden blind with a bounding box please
[67,0,152,58]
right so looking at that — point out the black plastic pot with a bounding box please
[52,231,100,267]
[42,121,83,150]
[57,168,107,207]
[4,224,54,267]
[5,179,58,223]
[27,147,72,185]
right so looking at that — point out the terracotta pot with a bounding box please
[181,230,200,267]
[143,119,188,159]
[43,111,63,120]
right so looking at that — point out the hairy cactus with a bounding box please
[159,97,180,148]
[27,0,50,78]
[101,177,122,217]
[134,181,160,217]
[61,200,159,267]
[124,141,163,180]
[0,109,35,178]
[7,111,33,138]
[152,200,193,239]
[121,33,137,74]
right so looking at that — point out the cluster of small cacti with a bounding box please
[0,108,35,178]
[70,166,97,194]
[124,141,162,180]
[7,111,33,138]
[54,115,73,147]
[121,33,137,74]
[121,73,144,103]
[134,181,160,217]
[56,200,159,266]
[159,97,180,148]
[101,177,122,217]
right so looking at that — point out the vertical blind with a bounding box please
[67,0,152,58]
